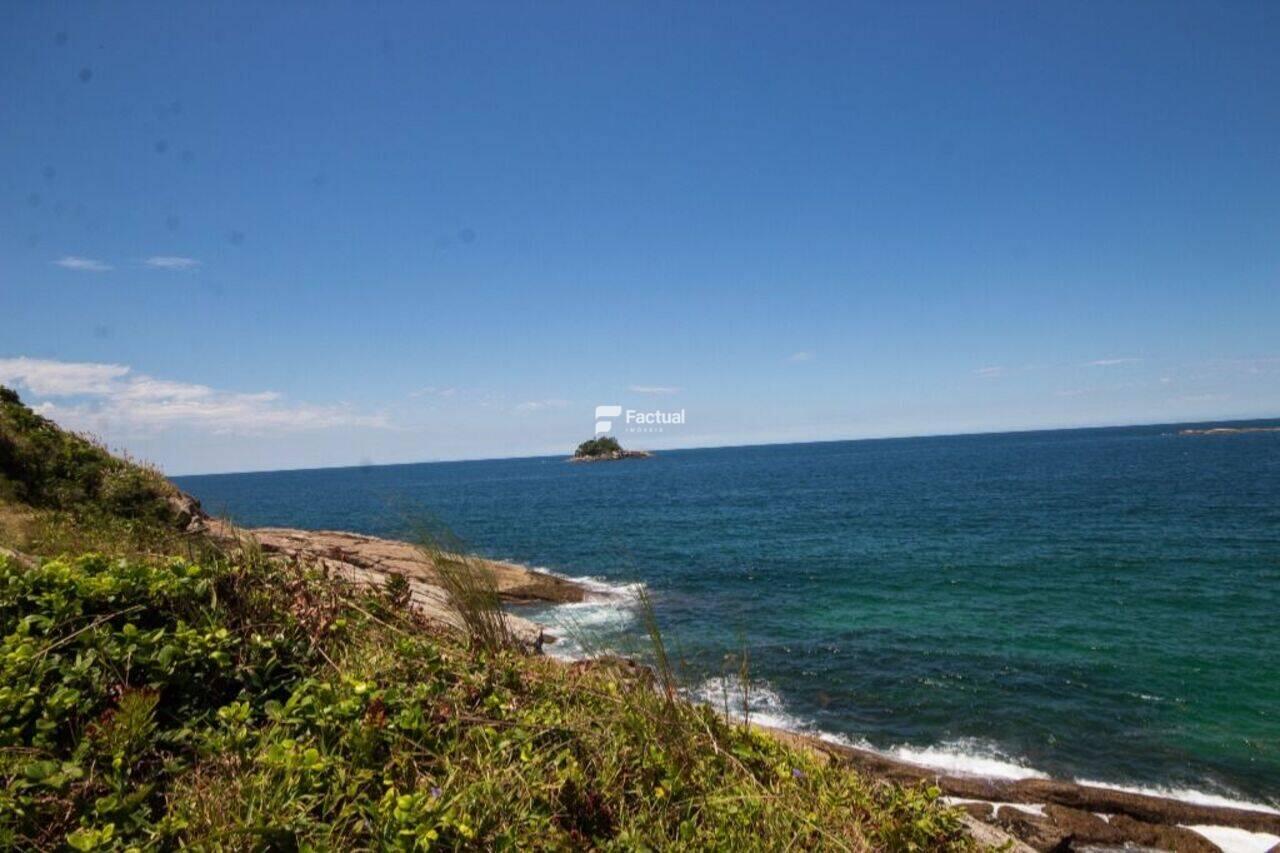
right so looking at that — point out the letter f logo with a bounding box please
[595,405,622,435]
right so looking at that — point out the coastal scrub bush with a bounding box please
[0,546,971,850]
[0,549,326,847]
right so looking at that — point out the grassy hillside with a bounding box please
[0,387,972,850]
[0,387,175,518]
[0,388,194,556]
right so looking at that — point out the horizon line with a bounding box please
[169,412,1280,479]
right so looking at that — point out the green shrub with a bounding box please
[0,549,971,850]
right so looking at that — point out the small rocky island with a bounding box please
[570,435,653,463]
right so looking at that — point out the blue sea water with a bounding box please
[175,422,1280,805]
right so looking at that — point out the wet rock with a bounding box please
[796,735,1280,836]
[1107,814,1222,852]
[995,806,1072,852]
[1042,804,1127,844]
[956,801,994,820]
[1013,780,1280,835]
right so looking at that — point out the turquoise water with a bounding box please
[175,422,1280,805]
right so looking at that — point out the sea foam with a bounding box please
[534,580,1279,815]
[688,676,806,732]
[684,674,1278,814]
[524,570,644,660]
[1073,779,1280,815]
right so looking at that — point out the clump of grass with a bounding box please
[432,551,515,653]
[383,571,412,608]
[413,524,517,653]
[635,584,679,703]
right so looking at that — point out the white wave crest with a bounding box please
[524,568,1280,817]
[1074,779,1280,815]
[527,571,644,660]
[886,739,1049,781]
[1182,825,1280,853]
[688,675,809,732]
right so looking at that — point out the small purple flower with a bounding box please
[430,786,442,799]
[791,768,805,779]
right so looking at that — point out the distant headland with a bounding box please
[1178,426,1280,436]
[570,435,653,463]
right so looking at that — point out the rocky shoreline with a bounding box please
[184,503,1278,852]
[760,726,1279,851]
[198,517,586,650]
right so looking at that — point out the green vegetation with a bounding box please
[574,436,623,458]
[0,387,187,555]
[0,549,970,850]
[0,388,174,520]
[0,385,972,850]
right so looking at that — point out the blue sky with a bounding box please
[2,1,1278,474]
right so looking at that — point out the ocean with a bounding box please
[174,421,1280,807]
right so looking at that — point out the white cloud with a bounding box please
[1085,358,1142,367]
[144,256,201,270]
[629,385,680,395]
[786,351,815,363]
[0,356,129,395]
[53,256,112,272]
[0,357,389,435]
[513,399,569,412]
[974,366,1006,378]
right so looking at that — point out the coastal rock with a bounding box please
[766,733,1280,837]
[955,800,994,820]
[995,806,1072,852]
[166,490,207,533]
[1012,780,1280,836]
[203,521,587,651]
[569,655,655,687]
[211,523,585,605]
[959,815,1037,853]
[1041,804,1127,845]
[1107,814,1222,853]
